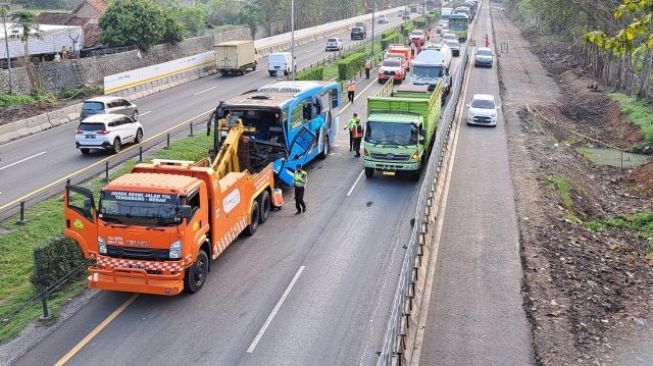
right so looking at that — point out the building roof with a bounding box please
[36,12,74,25]
[72,0,107,16]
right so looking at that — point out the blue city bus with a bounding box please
[448,13,469,42]
[218,81,340,186]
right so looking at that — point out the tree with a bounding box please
[206,0,243,26]
[237,3,264,39]
[585,0,653,96]
[99,0,168,51]
[11,10,42,91]
[170,5,208,37]
[162,8,185,43]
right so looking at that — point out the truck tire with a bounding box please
[244,201,260,236]
[365,167,374,178]
[269,71,275,77]
[184,249,209,293]
[258,191,271,223]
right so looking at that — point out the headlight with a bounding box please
[169,240,182,259]
[98,236,107,254]
[411,150,420,160]
[491,112,497,117]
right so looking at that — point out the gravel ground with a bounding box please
[492,5,653,366]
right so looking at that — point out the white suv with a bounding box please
[467,94,498,127]
[325,37,343,51]
[75,114,144,154]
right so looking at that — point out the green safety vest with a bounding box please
[345,117,361,131]
[294,170,307,187]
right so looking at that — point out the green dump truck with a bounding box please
[363,82,443,180]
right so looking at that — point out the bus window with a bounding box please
[329,89,339,109]
[291,102,304,129]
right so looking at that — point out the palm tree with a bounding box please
[11,10,42,91]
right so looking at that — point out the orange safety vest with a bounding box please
[352,123,363,138]
[347,82,356,92]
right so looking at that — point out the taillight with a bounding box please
[76,129,83,134]
[96,130,110,135]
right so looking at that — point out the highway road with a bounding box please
[416,2,534,365]
[9,12,473,366]
[0,12,419,208]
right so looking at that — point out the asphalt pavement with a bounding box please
[416,3,534,365]
[0,13,417,207]
[11,41,467,365]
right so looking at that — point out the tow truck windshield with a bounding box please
[99,190,182,226]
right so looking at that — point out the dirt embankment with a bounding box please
[492,5,653,366]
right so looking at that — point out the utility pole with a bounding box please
[370,0,375,56]
[290,0,295,81]
[1,2,13,94]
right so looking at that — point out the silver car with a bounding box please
[445,39,461,56]
[80,96,139,121]
[474,47,494,67]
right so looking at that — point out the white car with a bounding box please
[467,94,498,127]
[442,32,457,42]
[325,37,344,51]
[474,47,494,67]
[377,14,388,23]
[445,39,460,56]
[76,114,144,154]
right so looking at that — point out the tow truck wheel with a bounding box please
[365,167,374,179]
[245,201,260,236]
[258,191,271,223]
[184,250,208,293]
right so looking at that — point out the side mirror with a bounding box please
[466,104,471,108]
[83,198,93,212]
[179,205,194,219]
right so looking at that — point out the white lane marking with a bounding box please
[139,111,152,117]
[337,78,378,116]
[247,265,306,353]
[346,169,365,197]
[0,151,47,171]
[193,86,217,96]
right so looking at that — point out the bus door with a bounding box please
[277,126,316,186]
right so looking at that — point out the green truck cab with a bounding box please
[363,83,443,180]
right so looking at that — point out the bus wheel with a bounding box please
[184,249,209,293]
[258,191,271,223]
[245,201,260,236]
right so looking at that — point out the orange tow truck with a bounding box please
[64,121,283,295]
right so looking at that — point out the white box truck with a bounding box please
[214,40,257,76]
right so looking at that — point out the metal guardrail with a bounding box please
[375,45,470,366]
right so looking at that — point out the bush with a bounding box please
[297,66,325,81]
[337,51,367,81]
[0,90,56,108]
[381,31,401,50]
[400,22,415,36]
[30,236,86,290]
[59,85,103,100]
[414,17,427,28]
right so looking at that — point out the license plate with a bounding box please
[382,171,396,176]
[85,134,96,139]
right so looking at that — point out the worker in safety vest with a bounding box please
[351,118,364,157]
[365,59,372,79]
[294,165,308,214]
[344,113,361,151]
[347,79,356,103]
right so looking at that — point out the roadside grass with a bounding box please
[59,86,104,101]
[609,92,653,144]
[546,175,581,223]
[585,212,653,253]
[0,90,57,108]
[0,133,212,344]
